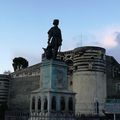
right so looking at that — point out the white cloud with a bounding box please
[92,26,120,48]
[102,32,117,48]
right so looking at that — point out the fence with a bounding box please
[5,111,106,120]
[5,111,29,120]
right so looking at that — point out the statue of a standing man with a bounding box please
[47,19,62,59]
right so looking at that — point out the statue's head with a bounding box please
[53,19,59,26]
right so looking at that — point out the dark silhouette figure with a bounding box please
[43,45,53,59]
[44,19,62,59]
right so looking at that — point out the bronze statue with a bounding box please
[44,19,62,59]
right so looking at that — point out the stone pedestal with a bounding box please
[40,60,68,90]
[30,60,75,113]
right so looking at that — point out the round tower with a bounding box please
[73,46,106,115]
[0,74,10,106]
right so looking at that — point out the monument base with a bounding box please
[30,60,75,113]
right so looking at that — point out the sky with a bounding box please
[1,0,120,73]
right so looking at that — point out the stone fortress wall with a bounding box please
[106,56,120,98]
[7,46,120,114]
[8,63,40,111]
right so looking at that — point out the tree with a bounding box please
[12,57,29,71]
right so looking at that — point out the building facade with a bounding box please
[7,46,120,115]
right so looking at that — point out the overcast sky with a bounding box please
[1,0,120,73]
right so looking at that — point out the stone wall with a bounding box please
[8,75,40,111]
[8,63,41,111]
[106,56,120,98]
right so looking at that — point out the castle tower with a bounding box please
[30,60,75,113]
[72,46,106,115]
[0,74,10,106]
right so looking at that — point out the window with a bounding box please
[101,53,104,59]
[75,66,78,70]
[32,97,35,110]
[70,81,73,86]
[60,97,65,111]
[91,56,94,60]
[61,57,64,61]
[51,96,56,111]
[0,82,2,86]
[68,97,73,111]
[44,97,48,111]
[116,83,120,92]
[38,97,41,110]
[65,60,73,66]
[67,55,71,58]
[88,63,93,70]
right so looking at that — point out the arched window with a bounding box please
[68,97,73,111]
[60,97,65,111]
[32,97,35,110]
[51,96,56,111]
[38,97,41,110]
[65,60,73,66]
[75,66,78,70]
[70,81,73,86]
[44,97,48,111]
